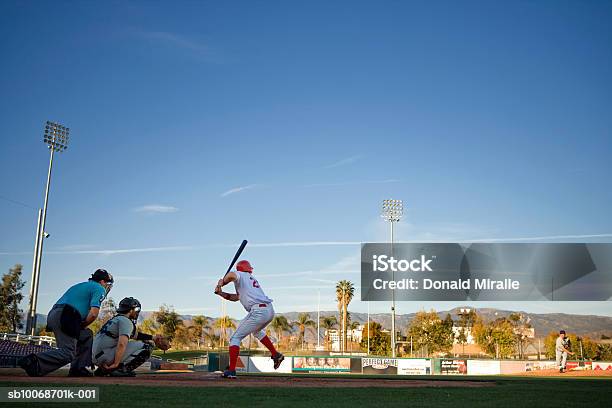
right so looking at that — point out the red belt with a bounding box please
[258,303,267,307]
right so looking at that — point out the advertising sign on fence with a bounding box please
[440,359,467,375]
[397,359,431,375]
[248,356,292,373]
[235,356,249,373]
[592,362,612,371]
[467,360,501,375]
[525,361,557,371]
[362,358,398,375]
[500,361,528,374]
[566,361,592,371]
[293,357,351,373]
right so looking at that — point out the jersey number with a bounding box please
[250,277,260,288]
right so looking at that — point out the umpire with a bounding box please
[18,269,114,377]
[92,297,168,377]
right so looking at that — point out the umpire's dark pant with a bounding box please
[35,305,93,375]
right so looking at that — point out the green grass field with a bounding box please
[1,377,611,408]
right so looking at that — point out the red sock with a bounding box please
[229,345,240,371]
[259,336,278,356]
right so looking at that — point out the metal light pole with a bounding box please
[381,199,403,358]
[317,291,321,350]
[367,301,370,356]
[341,285,345,354]
[26,121,70,335]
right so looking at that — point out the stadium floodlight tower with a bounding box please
[381,199,403,358]
[25,121,70,335]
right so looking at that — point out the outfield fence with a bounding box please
[200,353,612,375]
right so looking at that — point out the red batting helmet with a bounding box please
[236,260,253,272]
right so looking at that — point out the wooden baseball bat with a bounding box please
[215,240,248,293]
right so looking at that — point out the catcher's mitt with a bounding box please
[153,334,171,351]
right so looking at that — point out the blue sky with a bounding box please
[1,1,611,319]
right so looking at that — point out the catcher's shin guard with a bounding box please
[123,343,152,372]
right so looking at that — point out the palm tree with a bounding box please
[213,316,236,348]
[270,315,291,348]
[346,320,362,351]
[336,280,355,353]
[347,321,360,340]
[320,316,338,351]
[292,313,316,350]
[192,315,211,349]
[203,331,220,349]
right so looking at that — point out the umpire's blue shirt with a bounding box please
[55,281,106,320]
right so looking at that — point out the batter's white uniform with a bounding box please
[229,271,275,347]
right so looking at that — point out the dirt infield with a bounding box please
[0,369,493,388]
[511,369,612,377]
[3,367,610,388]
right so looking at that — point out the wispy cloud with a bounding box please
[266,285,332,290]
[0,243,359,257]
[304,179,399,188]
[133,205,179,214]
[137,30,209,57]
[256,271,316,278]
[248,241,360,248]
[468,233,612,242]
[307,278,340,284]
[323,155,362,169]
[114,276,167,281]
[220,184,257,197]
[38,246,193,256]
[3,234,612,257]
[59,244,98,251]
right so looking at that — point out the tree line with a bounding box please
[0,264,25,332]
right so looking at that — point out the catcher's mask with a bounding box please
[90,269,114,296]
[117,297,142,321]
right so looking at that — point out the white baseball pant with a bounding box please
[556,350,567,369]
[229,303,275,347]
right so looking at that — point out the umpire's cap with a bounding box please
[90,269,114,283]
[117,297,142,314]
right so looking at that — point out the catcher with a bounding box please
[92,297,170,377]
